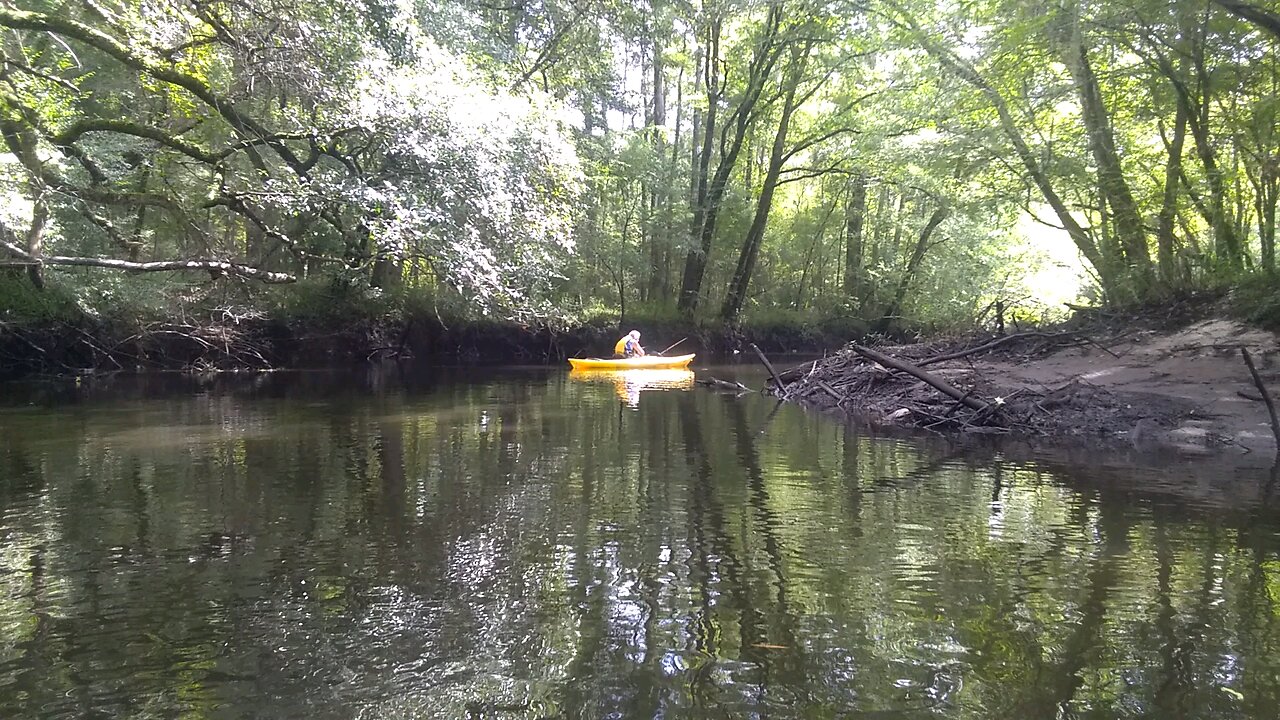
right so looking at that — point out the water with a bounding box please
[1,366,1278,719]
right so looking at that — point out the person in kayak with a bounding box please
[613,330,646,358]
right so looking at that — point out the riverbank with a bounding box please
[0,308,861,380]
[766,307,1280,456]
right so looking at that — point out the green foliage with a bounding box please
[1230,273,1280,332]
[0,274,78,324]
[266,276,398,328]
[0,270,196,328]
[0,1,583,322]
[69,272,187,322]
[740,306,870,346]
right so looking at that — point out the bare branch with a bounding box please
[782,127,862,163]
[1,231,296,283]
[777,163,852,185]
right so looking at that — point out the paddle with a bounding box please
[655,337,688,356]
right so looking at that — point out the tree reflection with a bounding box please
[0,371,1277,718]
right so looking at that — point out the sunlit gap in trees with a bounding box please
[1016,207,1088,312]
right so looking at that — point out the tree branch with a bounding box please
[851,343,992,412]
[53,118,221,164]
[511,2,590,90]
[1,231,296,283]
[0,8,306,172]
[782,126,863,163]
[1214,0,1280,40]
[1,53,79,92]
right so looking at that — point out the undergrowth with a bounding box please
[1229,273,1280,332]
[0,273,80,324]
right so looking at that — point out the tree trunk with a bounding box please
[1256,169,1278,273]
[1243,123,1277,273]
[679,19,720,314]
[843,173,868,300]
[894,5,1120,298]
[127,165,151,263]
[1,119,48,288]
[1156,104,1188,288]
[687,46,701,246]
[795,191,840,308]
[876,205,949,333]
[889,193,906,261]
[1191,115,1242,270]
[24,193,49,289]
[678,5,785,316]
[1063,4,1154,299]
[861,183,893,312]
[371,256,402,290]
[646,27,668,303]
[1179,20,1243,270]
[720,39,811,321]
[1213,0,1280,41]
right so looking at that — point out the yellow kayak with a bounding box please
[567,353,695,370]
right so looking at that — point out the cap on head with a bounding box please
[629,330,641,339]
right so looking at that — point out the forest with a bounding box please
[2,0,1279,370]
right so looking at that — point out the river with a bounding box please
[1,365,1277,719]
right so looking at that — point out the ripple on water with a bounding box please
[1,372,1278,719]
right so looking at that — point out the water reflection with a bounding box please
[567,368,695,407]
[0,368,1277,719]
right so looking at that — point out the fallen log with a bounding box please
[851,343,991,413]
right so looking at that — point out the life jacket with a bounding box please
[614,336,629,356]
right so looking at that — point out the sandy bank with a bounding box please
[767,317,1280,457]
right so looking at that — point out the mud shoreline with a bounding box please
[762,316,1280,458]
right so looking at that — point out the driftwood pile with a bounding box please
[761,332,1183,437]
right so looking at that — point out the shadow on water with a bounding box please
[0,365,1278,719]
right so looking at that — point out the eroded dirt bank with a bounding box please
[0,313,855,379]
[768,316,1280,456]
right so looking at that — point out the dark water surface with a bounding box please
[1,366,1278,719]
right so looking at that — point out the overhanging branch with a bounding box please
[1,233,296,283]
[0,8,306,173]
